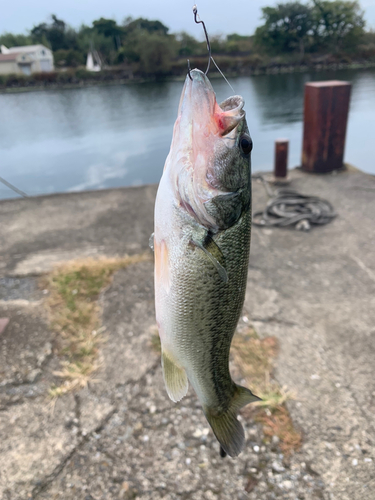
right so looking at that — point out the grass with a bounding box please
[44,253,151,397]
[232,327,302,455]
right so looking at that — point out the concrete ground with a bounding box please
[0,169,374,500]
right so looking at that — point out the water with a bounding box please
[0,68,374,200]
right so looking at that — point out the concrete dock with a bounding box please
[0,168,374,499]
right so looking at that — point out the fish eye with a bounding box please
[239,135,253,156]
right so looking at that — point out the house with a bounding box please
[0,44,54,75]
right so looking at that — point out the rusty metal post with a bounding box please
[301,81,351,173]
[274,139,289,178]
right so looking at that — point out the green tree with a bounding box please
[176,31,204,56]
[209,35,227,54]
[77,24,116,65]
[118,16,175,72]
[54,48,85,67]
[255,2,314,57]
[0,32,32,47]
[123,17,169,36]
[225,34,253,53]
[92,18,123,49]
[31,15,78,51]
[136,33,176,76]
[312,0,365,51]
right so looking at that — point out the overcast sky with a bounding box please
[1,0,375,37]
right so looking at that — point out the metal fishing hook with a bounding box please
[193,5,211,75]
[187,59,193,80]
[187,4,211,79]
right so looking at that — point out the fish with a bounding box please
[153,68,259,458]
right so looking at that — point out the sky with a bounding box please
[1,0,375,38]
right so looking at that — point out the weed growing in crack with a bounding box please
[44,253,151,397]
[231,326,301,455]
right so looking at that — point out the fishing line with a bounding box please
[211,56,235,94]
[190,5,236,94]
[0,175,28,198]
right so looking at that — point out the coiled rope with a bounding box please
[252,175,336,231]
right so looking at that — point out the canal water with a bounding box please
[0,68,374,199]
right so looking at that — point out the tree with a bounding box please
[0,32,32,47]
[312,0,365,51]
[255,0,365,56]
[225,34,253,54]
[92,18,123,49]
[31,15,78,51]
[118,17,175,71]
[54,49,85,67]
[135,33,175,76]
[255,2,314,57]
[123,18,169,36]
[77,24,117,65]
[175,31,204,56]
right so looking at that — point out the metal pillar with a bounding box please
[301,81,351,173]
[274,139,289,178]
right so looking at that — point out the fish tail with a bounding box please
[204,385,260,457]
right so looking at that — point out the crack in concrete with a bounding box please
[255,312,375,436]
[0,392,42,412]
[31,406,117,499]
[342,383,375,436]
[74,393,82,439]
[31,361,160,498]
[0,397,24,411]
[319,352,375,437]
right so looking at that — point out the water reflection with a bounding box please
[0,68,374,199]
[248,73,309,125]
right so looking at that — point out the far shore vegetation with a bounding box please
[1,0,375,90]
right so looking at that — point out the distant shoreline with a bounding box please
[1,60,375,94]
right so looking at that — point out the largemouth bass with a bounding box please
[154,68,259,457]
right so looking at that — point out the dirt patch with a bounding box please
[232,326,302,455]
[43,253,151,396]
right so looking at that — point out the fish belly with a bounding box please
[154,174,259,456]
[155,176,251,408]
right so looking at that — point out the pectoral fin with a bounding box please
[161,349,188,403]
[204,385,261,457]
[190,232,228,282]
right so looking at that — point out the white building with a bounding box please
[0,44,54,75]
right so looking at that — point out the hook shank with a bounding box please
[192,5,211,75]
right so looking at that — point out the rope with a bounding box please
[252,175,336,231]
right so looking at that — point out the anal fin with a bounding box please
[161,349,188,403]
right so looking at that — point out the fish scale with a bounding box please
[154,68,259,457]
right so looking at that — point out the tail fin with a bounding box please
[204,385,260,457]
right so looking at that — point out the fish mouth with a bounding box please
[167,69,247,229]
[178,69,245,137]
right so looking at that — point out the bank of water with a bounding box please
[0,68,374,200]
